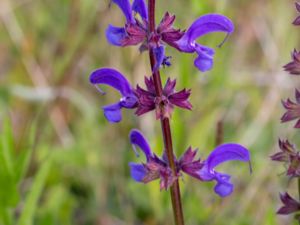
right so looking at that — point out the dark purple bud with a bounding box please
[271,139,296,162]
[293,2,300,25]
[281,89,300,128]
[283,49,300,75]
[277,192,300,215]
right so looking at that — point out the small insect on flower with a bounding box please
[281,89,300,128]
[129,129,251,197]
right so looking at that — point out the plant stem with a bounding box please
[298,178,300,225]
[148,1,185,225]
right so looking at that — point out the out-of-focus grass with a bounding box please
[0,0,300,224]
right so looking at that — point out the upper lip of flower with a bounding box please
[129,129,251,197]
[89,68,138,123]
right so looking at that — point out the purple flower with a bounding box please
[89,68,138,123]
[293,2,300,25]
[135,77,192,119]
[178,144,250,197]
[106,0,148,47]
[106,2,233,72]
[129,129,251,197]
[174,14,234,72]
[129,129,178,190]
[283,49,300,75]
[277,192,300,215]
[281,89,300,128]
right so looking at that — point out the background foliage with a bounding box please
[0,0,300,224]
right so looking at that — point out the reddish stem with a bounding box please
[148,1,185,225]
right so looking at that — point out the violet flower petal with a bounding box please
[90,68,133,96]
[206,143,250,171]
[112,0,134,23]
[129,162,147,182]
[198,143,250,197]
[194,45,215,72]
[153,46,165,72]
[213,173,233,197]
[129,129,152,160]
[102,103,122,123]
[132,0,148,20]
[177,14,234,52]
[106,25,127,46]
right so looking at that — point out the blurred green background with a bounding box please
[0,0,300,224]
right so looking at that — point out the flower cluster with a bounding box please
[129,129,250,197]
[272,2,300,220]
[106,0,234,72]
[90,0,251,200]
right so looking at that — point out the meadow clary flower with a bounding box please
[135,77,192,119]
[129,129,251,197]
[106,0,184,71]
[106,0,148,47]
[178,144,250,197]
[174,14,234,72]
[89,68,138,123]
[129,129,178,190]
[281,89,300,128]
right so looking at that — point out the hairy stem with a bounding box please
[148,0,185,224]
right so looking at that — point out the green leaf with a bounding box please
[17,156,52,225]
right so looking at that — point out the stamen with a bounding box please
[132,144,140,157]
[218,33,230,48]
[94,85,105,95]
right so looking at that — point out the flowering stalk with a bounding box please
[147,1,185,224]
[91,0,251,224]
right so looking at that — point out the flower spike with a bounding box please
[89,68,138,123]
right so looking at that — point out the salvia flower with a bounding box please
[277,192,300,215]
[106,1,234,72]
[283,49,300,75]
[89,68,138,123]
[293,2,300,26]
[129,129,251,197]
[135,77,192,119]
[174,14,234,72]
[281,89,300,128]
[271,139,300,177]
[107,1,183,71]
[129,129,178,190]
